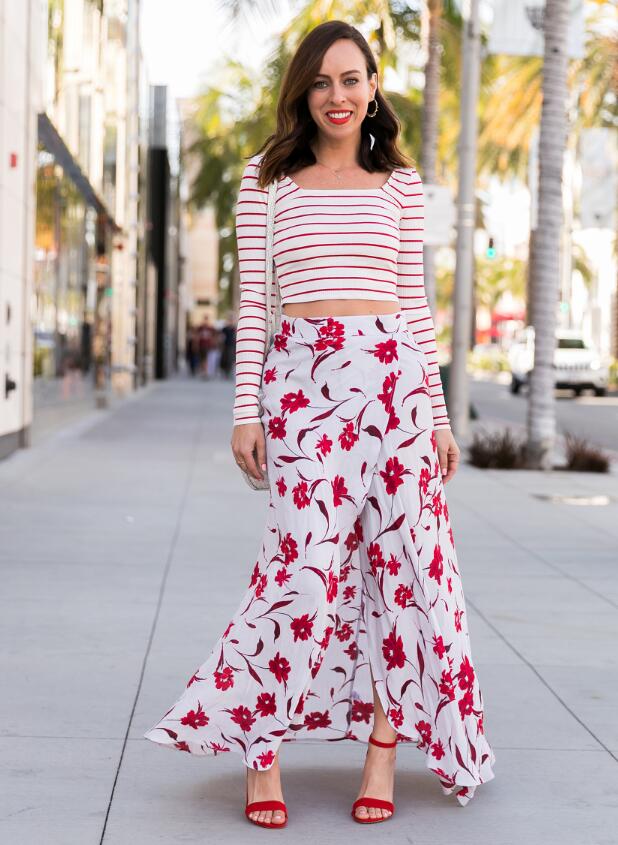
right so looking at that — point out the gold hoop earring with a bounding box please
[366,99,378,118]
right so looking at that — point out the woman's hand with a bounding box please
[231,423,267,482]
[435,429,460,484]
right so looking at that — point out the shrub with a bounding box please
[562,432,610,473]
[468,427,527,469]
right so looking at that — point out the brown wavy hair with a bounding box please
[251,20,414,189]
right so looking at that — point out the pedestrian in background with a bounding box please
[145,19,495,829]
[185,325,199,376]
[218,310,236,380]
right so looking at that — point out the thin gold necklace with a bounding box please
[314,160,358,182]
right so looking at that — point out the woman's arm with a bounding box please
[232,155,269,425]
[395,167,451,431]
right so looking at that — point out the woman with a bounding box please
[144,19,495,828]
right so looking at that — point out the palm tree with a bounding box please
[525,0,571,470]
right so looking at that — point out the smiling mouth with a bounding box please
[325,111,353,123]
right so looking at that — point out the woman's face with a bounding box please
[306,38,377,141]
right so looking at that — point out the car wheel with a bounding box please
[573,386,582,396]
[594,387,607,397]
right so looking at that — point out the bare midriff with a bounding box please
[282,299,401,318]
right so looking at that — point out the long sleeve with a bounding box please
[232,156,269,425]
[396,168,451,430]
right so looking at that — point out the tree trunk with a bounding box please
[525,0,570,470]
[421,0,442,315]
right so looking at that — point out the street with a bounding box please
[470,374,618,457]
[2,375,618,844]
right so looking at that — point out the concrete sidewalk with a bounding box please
[1,376,617,844]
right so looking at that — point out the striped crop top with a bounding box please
[233,153,451,430]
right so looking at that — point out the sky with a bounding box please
[140,0,295,99]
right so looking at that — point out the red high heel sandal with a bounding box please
[245,768,288,829]
[350,734,397,824]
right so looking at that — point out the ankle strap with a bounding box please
[368,735,397,748]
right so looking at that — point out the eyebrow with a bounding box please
[314,69,361,78]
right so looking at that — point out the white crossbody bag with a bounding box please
[239,177,281,491]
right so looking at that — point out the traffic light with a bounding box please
[486,236,496,259]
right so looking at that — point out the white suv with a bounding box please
[508,327,608,397]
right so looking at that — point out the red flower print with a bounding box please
[389,706,404,729]
[255,573,267,597]
[292,480,310,509]
[230,705,256,732]
[257,750,275,768]
[281,389,310,414]
[211,742,231,754]
[379,455,406,495]
[315,318,345,351]
[280,532,298,565]
[431,738,445,760]
[276,477,287,496]
[255,692,277,717]
[432,492,443,515]
[382,628,406,670]
[222,620,234,638]
[268,415,286,439]
[454,607,464,632]
[304,710,332,730]
[420,467,431,494]
[294,693,305,714]
[331,474,348,506]
[449,525,454,545]
[447,576,452,594]
[264,366,277,384]
[372,338,398,363]
[249,562,260,587]
[377,371,398,411]
[439,669,455,700]
[394,584,413,608]
[458,688,474,720]
[280,319,291,336]
[316,433,333,456]
[326,571,338,603]
[345,528,359,552]
[386,554,400,575]
[318,626,333,649]
[268,652,291,684]
[415,720,432,748]
[274,333,288,352]
[444,501,450,521]
[386,407,400,432]
[344,641,359,660]
[275,567,292,587]
[430,430,437,452]
[368,542,385,576]
[340,563,351,582]
[214,667,234,690]
[338,421,359,451]
[290,613,314,641]
[478,714,484,734]
[432,634,447,659]
[457,655,475,690]
[181,704,209,729]
[335,622,353,642]
[343,585,356,601]
[429,545,443,584]
[351,700,374,723]
[175,740,191,752]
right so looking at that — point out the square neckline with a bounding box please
[283,169,398,193]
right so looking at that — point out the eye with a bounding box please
[312,78,359,89]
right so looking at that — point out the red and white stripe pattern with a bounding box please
[233,154,451,430]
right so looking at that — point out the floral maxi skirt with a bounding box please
[144,310,496,806]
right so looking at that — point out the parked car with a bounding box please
[508,326,608,396]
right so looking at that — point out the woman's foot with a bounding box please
[245,754,286,826]
[353,735,397,821]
